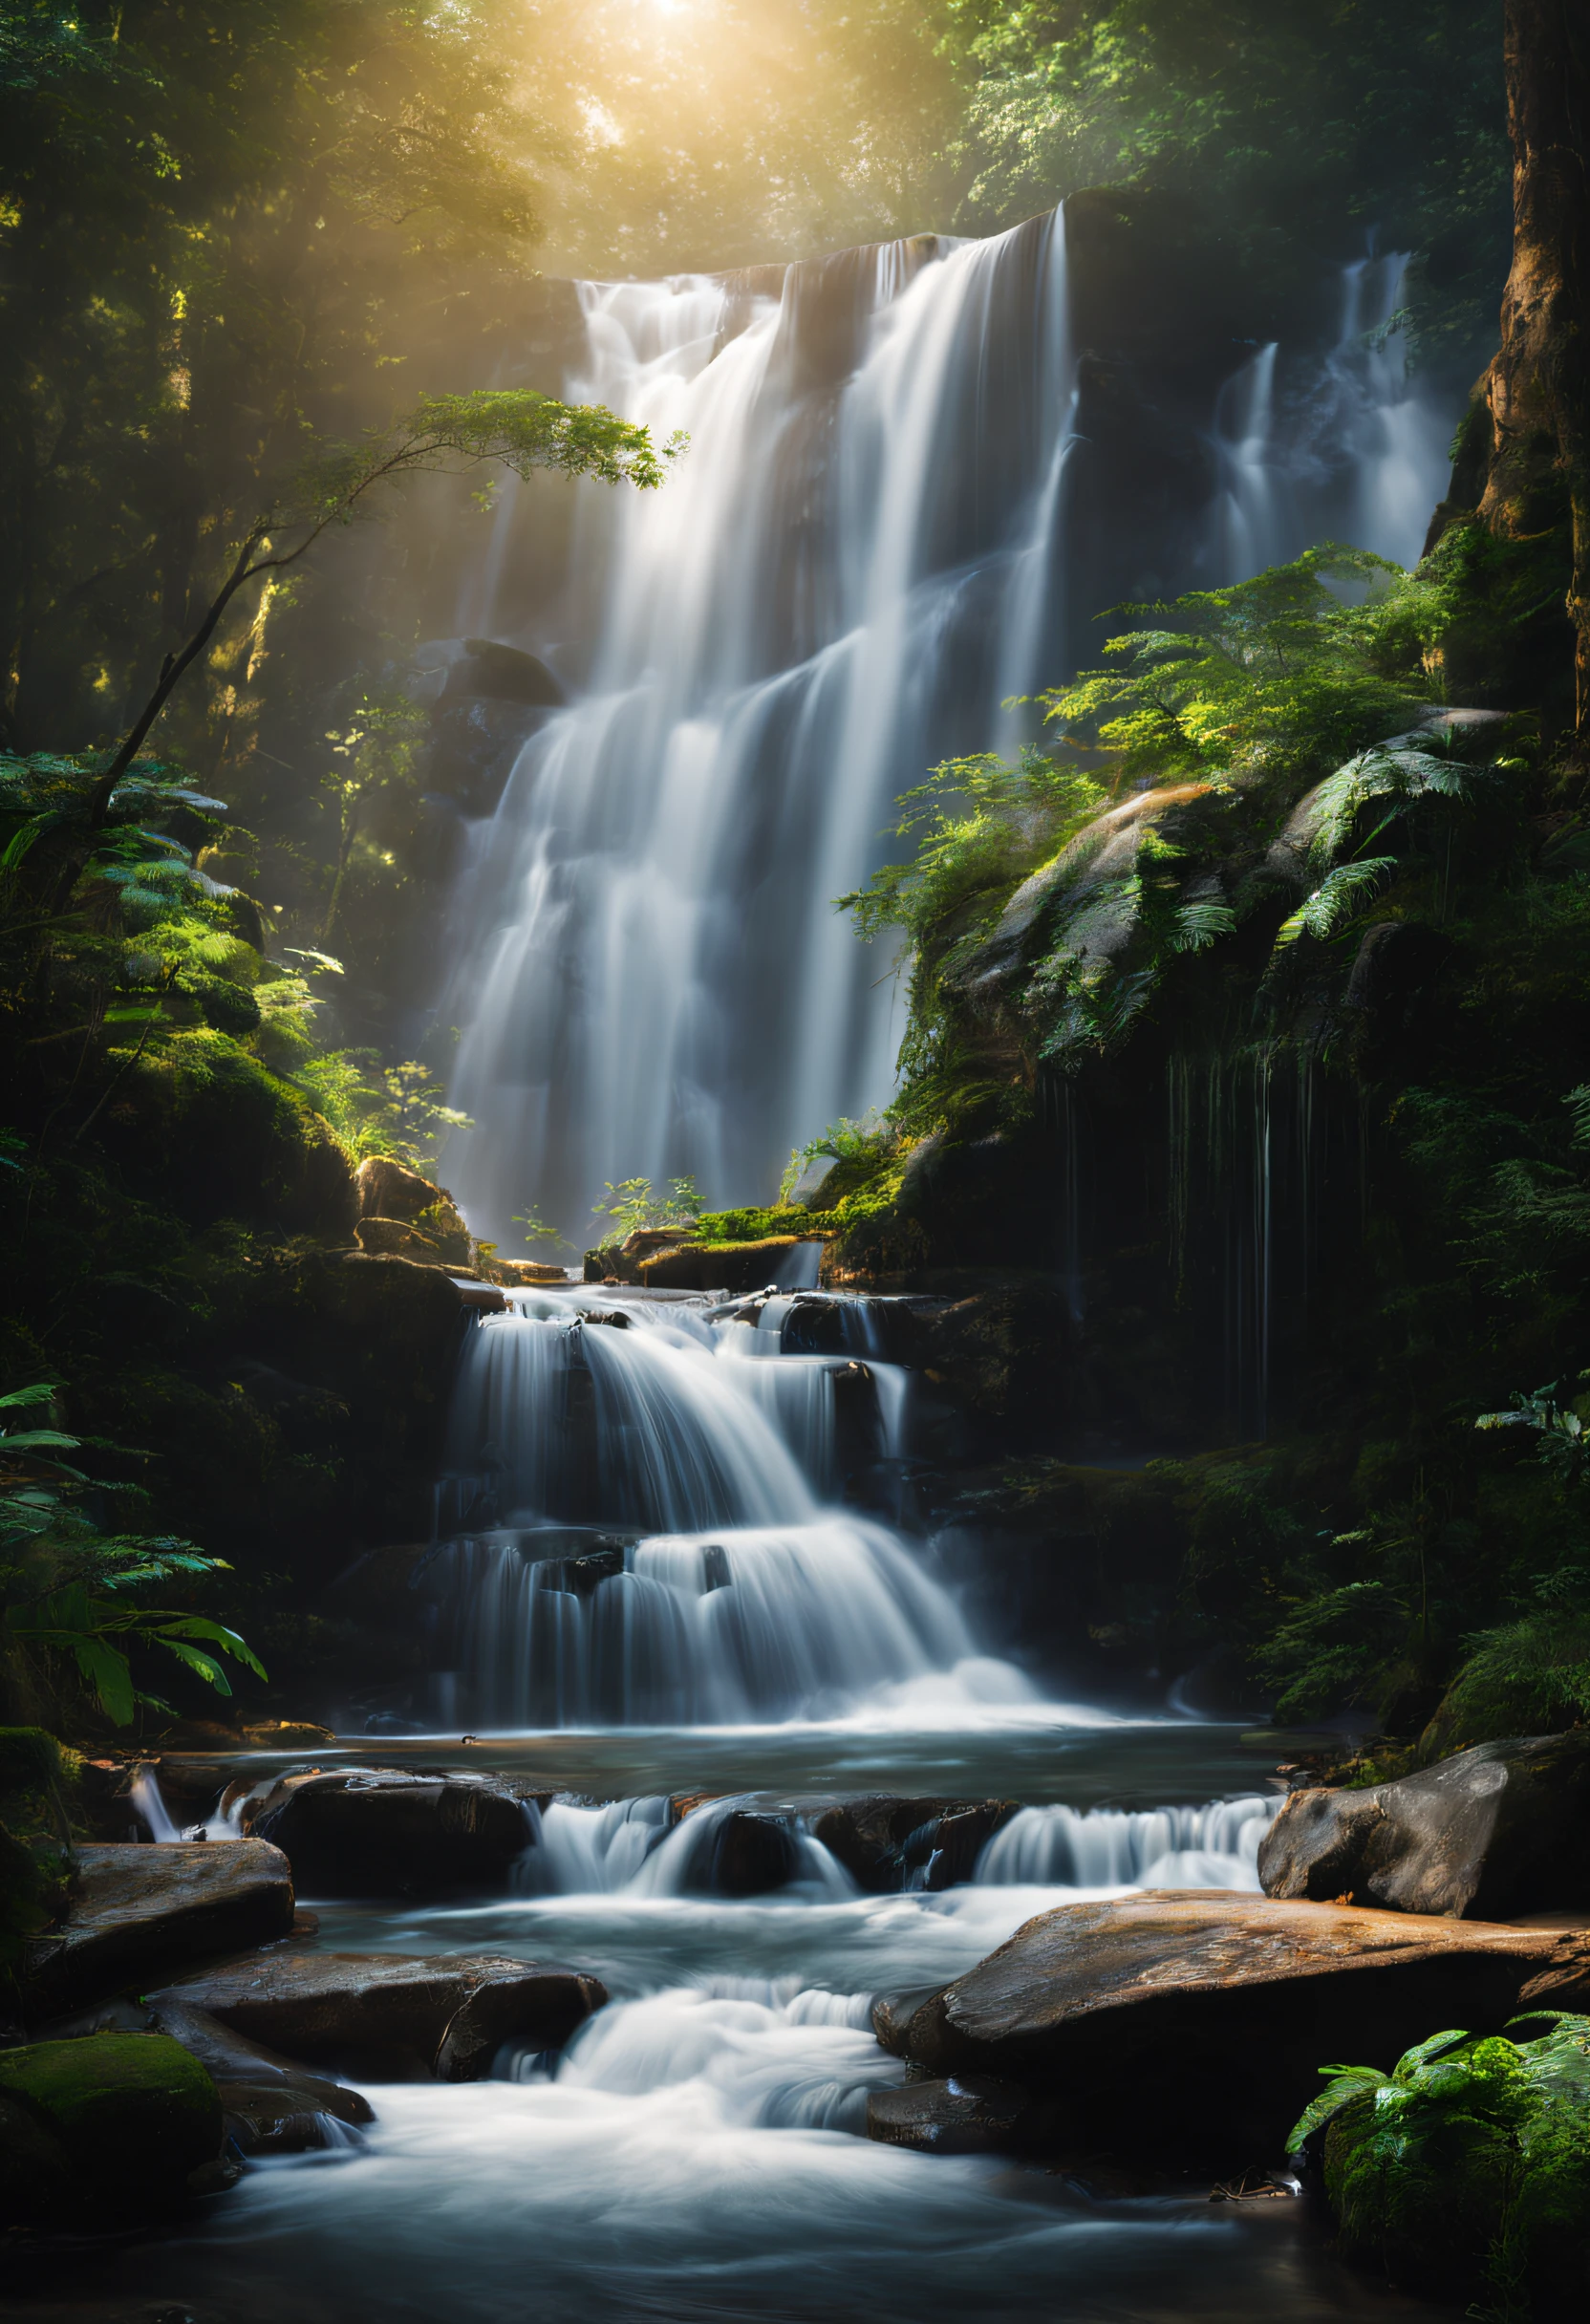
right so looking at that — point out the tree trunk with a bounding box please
[1439,0,1590,754]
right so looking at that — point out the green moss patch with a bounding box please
[0,2033,221,2216]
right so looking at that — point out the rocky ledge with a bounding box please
[2,1838,609,2235]
[870,1890,1590,2165]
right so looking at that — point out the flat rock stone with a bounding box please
[1257,1732,1590,1919]
[247,1769,538,1897]
[149,1950,606,2081]
[152,1996,375,2154]
[900,1891,1590,2163]
[866,2075,1054,2156]
[25,1840,294,2012]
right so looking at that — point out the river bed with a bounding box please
[7,1718,1450,2324]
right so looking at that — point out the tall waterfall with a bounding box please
[440,212,1072,1241]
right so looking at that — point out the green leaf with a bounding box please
[156,1615,268,1681]
[70,1637,137,1726]
[1286,2064,1392,2151]
[155,1637,233,1695]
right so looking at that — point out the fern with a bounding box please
[1291,2015,1590,2316]
[1272,856,1398,952]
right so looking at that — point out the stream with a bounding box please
[11,1724,1447,2324]
[11,1282,1450,2323]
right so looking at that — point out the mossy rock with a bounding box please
[639,1238,806,1292]
[0,2034,222,2221]
[97,1028,355,1236]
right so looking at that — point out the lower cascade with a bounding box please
[430,1284,1036,1729]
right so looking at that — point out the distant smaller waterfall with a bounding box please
[974,1796,1277,1890]
[516,1794,851,1899]
[1209,249,1452,579]
[1214,343,1283,581]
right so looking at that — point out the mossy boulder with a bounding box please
[0,2034,222,2222]
[97,1029,355,1236]
[639,1237,808,1292]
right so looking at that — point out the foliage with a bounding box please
[936,0,1509,372]
[1476,1382,1590,1491]
[511,1207,570,1254]
[1290,2013,1590,2317]
[590,1176,703,1239]
[1,1384,264,1729]
[839,745,1107,1088]
[1040,549,1438,792]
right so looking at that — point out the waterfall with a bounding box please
[440,211,1074,1240]
[1209,249,1451,582]
[435,1285,1030,1728]
[974,1796,1277,1890]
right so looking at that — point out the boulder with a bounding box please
[443,637,564,709]
[152,1995,374,2154]
[892,1892,1590,2163]
[1257,1733,1590,1920]
[640,1238,803,1292]
[149,1951,606,2081]
[353,1157,471,1262]
[356,1216,445,1261]
[493,1259,570,1286]
[0,2034,222,2220]
[246,1769,536,1896]
[686,1809,800,1896]
[812,1797,1018,1892]
[866,2075,1055,2156]
[24,1840,294,2012]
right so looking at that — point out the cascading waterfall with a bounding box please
[440,211,1073,1239]
[973,1796,1277,1890]
[1210,249,1451,584]
[435,1286,1032,1728]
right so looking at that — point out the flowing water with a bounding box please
[11,213,1458,2324]
[437,218,1450,1241]
[20,1283,1453,2324]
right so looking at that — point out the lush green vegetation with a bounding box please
[1292,2014,1590,2320]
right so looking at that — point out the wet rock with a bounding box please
[1257,1732,1590,1920]
[25,1841,294,2012]
[813,1797,1018,1892]
[493,1259,570,1285]
[0,2034,222,2221]
[866,2075,1055,2156]
[684,1808,800,1897]
[152,1996,374,2154]
[898,1892,1590,2163]
[241,1720,336,1749]
[150,1951,606,2081]
[247,1769,535,1896]
[640,1238,804,1293]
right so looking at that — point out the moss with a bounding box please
[640,1238,809,1292]
[97,1028,354,1235]
[0,2034,222,2217]
[694,1204,833,1243]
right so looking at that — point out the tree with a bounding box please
[1430,0,1590,761]
[15,386,668,912]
